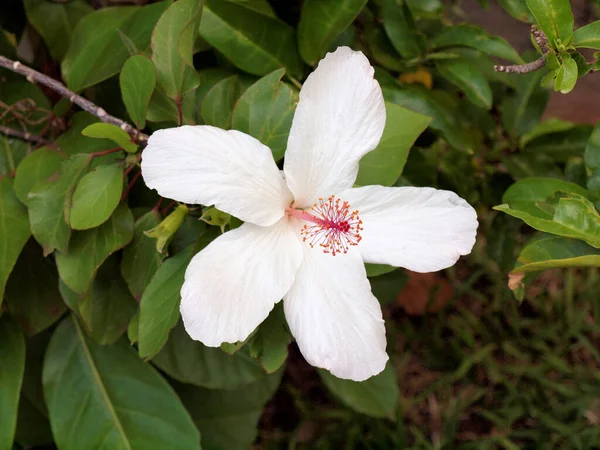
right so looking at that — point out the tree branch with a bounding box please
[0,124,49,145]
[0,56,148,144]
[494,25,549,74]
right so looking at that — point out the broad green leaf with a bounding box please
[248,304,290,373]
[365,24,405,72]
[365,263,397,277]
[498,0,534,22]
[512,236,600,273]
[120,55,156,129]
[174,368,283,450]
[43,316,200,450]
[55,112,116,156]
[0,316,25,449]
[381,0,422,59]
[356,102,430,186]
[227,0,276,16]
[523,124,593,162]
[0,136,29,178]
[437,60,493,109]
[501,68,549,137]
[23,0,92,61]
[232,69,298,161]
[199,0,303,77]
[152,321,268,390]
[486,214,521,273]
[151,0,202,101]
[5,240,66,336]
[554,56,578,94]
[0,179,31,305]
[0,81,50,135]
[56,203,134,294]
[82,123,137,153]
[502,177,589,203]
[60,256,137,345]
[525,0,574,45]
[298,0,367,65]
[201,75,245,129]
[430,24,522,63]
[520,118,576,147]
[28,154,90,255]
[585,124,600,210]
[13,148,64,205]
[128,311,139,345]
[319,362,399,418]
[69,163,124,230]
[572,20,600,49]
[195,68,237,123]
[121,210,164,301]
[62,1,171,91]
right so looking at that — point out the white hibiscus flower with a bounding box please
[141,46,478,381]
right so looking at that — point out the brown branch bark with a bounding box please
[0,56,148,144]
[0,124,49,145]
[494,25,549,74]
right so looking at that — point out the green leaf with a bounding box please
[201,75,246,129]
[56,203,134,294]
[69,163,124,230]
[137,245,193,360]
[13,148,64,205]
[437,60,493,109]
[23,0,92,61]
[174,368,283,450]
[572,20,600,49]
[28,154,90,255]
[431,24,523,63]
[232,69,298,161]
[195,68,237,123]
[365,263,397,277]
[121,210,164,301]
[55,112,116,156]
[297,0,367,65]
[525,0,574,45]
[152,321,268,390]
[512,236,600,273]
[319,362,399,418]
[199,0,303,77]
[248,303,290,373]
[120,55,156,130]
[498,0,534,22]
[554,56,578,94]
[82,123,137,153]
[0,179,31,305]
[62,1,171,91]
[60,256,137,345]
[127,311,139,345]
[584,124,600,210]
[356,102,430,186]
[43,316,200,450]
[501,68,549,137]
[381,0,422,59]
[5,240,66,336]
[502,177,589,203]
[523,124,593,162]
[0,316,25,449]
[0,81,50,135]
[151,0,202,102]
[0,135,29,178]
[520,118,576,147]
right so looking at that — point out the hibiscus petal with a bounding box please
[142,125,292,226]
[284,246,388,381]
[342,186,478,272]
[181,219,303,347]
[283,47,386,208]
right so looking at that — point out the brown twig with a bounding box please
[121,170,141,201]
[0,56,148,144]
[494,25,549,74]
[0,124,49,145]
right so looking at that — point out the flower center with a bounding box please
[286,195,363,256]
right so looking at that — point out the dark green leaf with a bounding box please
[120,55,156,130]
[56,203,134,294]
[13,148,64,205]
[152,321,268,390]
[43,316,200,449]
[356,101,430,186]
[572,20,600,49]
[121,210,164,301]
[584,124,600,210]
[365,263,397,277]
[486,214,520,273]
[523,125,593,162]
[199,0,303,77]
[501,68,549,137]
[69,163,124,230]
[248,303,290,373]
[28,154,90,255]
[554,56,577,94]
[0,81,50,135]
[0,179,31,305]
[436,60,493,109]
[174,368,283,450]
[512,236,600,273]
[498,0,534,22]
[319,362,399,418]
[520,117,576,147]
[82,123,137,153]
[298,0,367,65]
[503,177,589,203]
[201,75,245,129]
[0,316,25,449]
[381,0,422,59]
[55,112,116,156]
[525,0,574,45]
[232,69,298,161]
[195,68,237,124]
[0,136,28,179]
[5,240,66,336]
[23,0,92,61]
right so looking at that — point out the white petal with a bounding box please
[283,246,388,381]
[342,186,478,272]
[181,219,303,347]
[283,47,386,207]
[142,125,292,226]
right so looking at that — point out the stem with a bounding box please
[160,200,176,216]
[0,56,148,144]
[89,147,122,158]
[494,25,548,74]
[286,74,303,90]
[0,124,49,145]
[121,170,141,201]
[175,96,183,126]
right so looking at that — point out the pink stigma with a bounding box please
[287,196,363,256]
